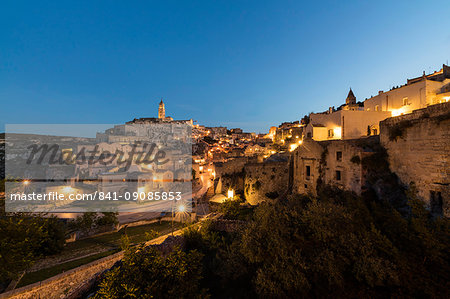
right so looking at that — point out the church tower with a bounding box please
[346,88,356,105]
[158,99,165,119]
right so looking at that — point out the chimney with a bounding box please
[378,90,383,95]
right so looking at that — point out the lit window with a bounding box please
[328,129,334,138]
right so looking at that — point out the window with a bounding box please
[336,151,342,161]
[307,132,312,138]
[306,166,311,177]
[403,97,409,106]
[328,129,334,138]
[372,128,378,135]
[375,105,379,111]
[336,170,341,181]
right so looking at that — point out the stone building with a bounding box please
[380,101,450,217]
[292,137,379,196]
[305,94,391,141]
[364,64,450,115]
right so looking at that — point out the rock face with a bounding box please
[380,102,450,217]
[244,159,289,205]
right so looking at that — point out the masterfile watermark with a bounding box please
[5,123,193,213]
[26,142,170,171]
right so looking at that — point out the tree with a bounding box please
[240,189,450,298]
[0,214,66,281]
[95,212,119,227]
[94,246,204,298]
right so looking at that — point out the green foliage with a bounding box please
[144,229,160,242]
[218,198,242,220]
[0,214,66,281]
[72,212,97,233]
[240,189,450,298]
[95,212,119,227]
[94,246,204,299]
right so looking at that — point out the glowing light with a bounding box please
[227,189,234,199]
[289,144,299,152]
[443,96,450,102]
[62,186,73,193]
[298,140,303,145]
[333,127,342,139]
[391,107,408,117]
[23,180,30,185]
[199,166,203,172]
[177,204,186,213]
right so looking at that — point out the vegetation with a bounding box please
[94,247,205,299]
[388,119,414,141]
[94,188,449,298]
[0,214,66,281]
[69,212,118,233]
[17,249,119,288]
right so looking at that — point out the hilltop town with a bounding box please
[0,64,449,298]
[191,64,449,217]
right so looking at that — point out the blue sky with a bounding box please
[1,0,450,133]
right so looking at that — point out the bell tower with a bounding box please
[158,99,165,119]
[346,88,356,105]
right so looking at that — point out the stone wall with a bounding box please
[0,252,124,299]
[380,101,450,216]
[292,137,379,196]
[244,161,289,205]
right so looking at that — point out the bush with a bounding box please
[94,246,205,298]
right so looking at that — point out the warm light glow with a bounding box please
[23,180,30,185]
[333,127,342,139]
[391,107,408,117]
[227,189,234,199]
[298,140,303,145]
[177,204,186,213]
[199,166,203,172]
[289,144,299,152]
[62,186,73,193]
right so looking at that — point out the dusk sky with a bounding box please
[1,0,450,133]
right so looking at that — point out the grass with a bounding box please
[64,221,182,252]
[16,221,184,288]
[17,250,119,288]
